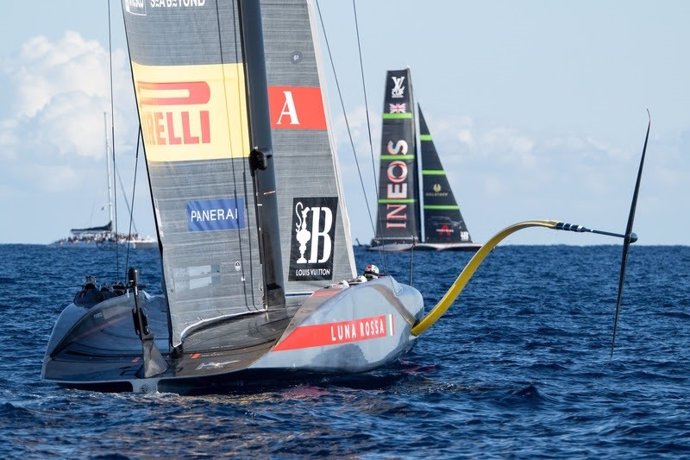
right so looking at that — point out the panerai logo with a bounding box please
[391,76,406,98]
[289,197,338,281]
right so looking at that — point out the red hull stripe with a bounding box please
[273,314,393,351]
[312,289,340,298]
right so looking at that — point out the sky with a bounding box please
[1,1,688,245]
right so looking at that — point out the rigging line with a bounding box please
[217,0,255,310]
[234,1,258,310]
[409,240,414,286]
[351,0,378,203]
[242,172,257,309]
[349,0,390,271]
[314,1,377,240]
[107,0,120,277]
[124,126,142,274]
[235,0,259,311]
[102,112,110,229]
[115,162,138,234]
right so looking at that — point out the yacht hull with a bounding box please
[368,242,481,252]
[42,277,424,394]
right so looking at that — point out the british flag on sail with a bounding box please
[389,103,407,113]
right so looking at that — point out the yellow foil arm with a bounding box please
[411,219,560,336]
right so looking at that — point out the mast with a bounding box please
[239,0,285,307]
[107,0,118,251]
[416,105,425,243]
[104,112,114,229]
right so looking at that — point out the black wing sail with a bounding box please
[371,69,421,247]
[418,106,474,245]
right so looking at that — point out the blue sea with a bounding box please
[1,243,689,458]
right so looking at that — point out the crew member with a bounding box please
[363,264,380,280]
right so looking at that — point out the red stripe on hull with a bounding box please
[274,315,391,351]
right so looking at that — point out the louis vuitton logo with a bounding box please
[391,76,406,98]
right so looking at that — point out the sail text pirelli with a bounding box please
[137,81,211,146]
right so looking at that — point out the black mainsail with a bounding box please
[370,68,479,251]
[418,106,477,249]
[370,69,421,250]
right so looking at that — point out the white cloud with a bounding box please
[1,31,135,163]
[456,128,474,146]
[11,32,108,116]
[0,118,19,160]
[19,163,82,193]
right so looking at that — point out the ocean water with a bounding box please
[1,243,689,458]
